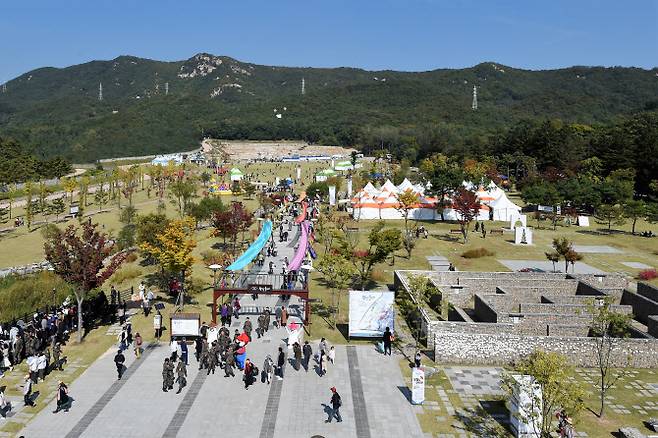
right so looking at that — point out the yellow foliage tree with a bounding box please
[140,217,197,306]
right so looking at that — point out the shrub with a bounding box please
[0,272,74,321]
[371,269,387,283]
[110,265,142,285]
[638,269,657,281]
[461,247,495,258]
[125,252,138,264]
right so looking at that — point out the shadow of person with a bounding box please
[320,403,332,419]
[314,364,323,377]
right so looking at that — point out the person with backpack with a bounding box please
[302,341,313,372]
[243,358,255,389]
[263,355,274,384]
[325,387,342,423]
[23,375,35,407]
[382,327,393,356]
[0,385,11,418]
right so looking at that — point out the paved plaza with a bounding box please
[498,259,605,274]
[15,327,423,438]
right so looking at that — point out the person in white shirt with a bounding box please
[170,339,179,362]
[37,353,47,382]
[138,281,146,301]
[23,374,35,407]
[27,355,39,384]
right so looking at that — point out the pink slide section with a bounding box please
[288,221,309,271]
[295,201,308,224]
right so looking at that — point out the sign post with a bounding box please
[411,367,425,405]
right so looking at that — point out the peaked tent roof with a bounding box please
[229,167,244,175]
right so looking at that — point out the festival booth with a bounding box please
[315,169,337,182]
[151,154,184,166]
[208,179,233,196]
[350,179,438,220]
[229,168,244,182]
[472,181,522,222]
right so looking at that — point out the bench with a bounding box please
[490,229,504,236]
[449,229,462,234]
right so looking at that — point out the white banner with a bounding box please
[296,167,301,180]
[171,318,199,337]
[348,290,395,337]
[347,179,353,197]
[329,185,336,206]
[411,367,425,404]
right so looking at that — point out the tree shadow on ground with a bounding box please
[453,403,512,438]
[433,234,460,243]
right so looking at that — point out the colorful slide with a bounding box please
[226,220,273,271]
[295,201,308,224]
[288,221,309,271]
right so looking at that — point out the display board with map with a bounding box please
[348,290,395,337]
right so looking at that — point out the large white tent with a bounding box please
[350,178,519,222]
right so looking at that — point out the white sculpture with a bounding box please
[514,226,533,245]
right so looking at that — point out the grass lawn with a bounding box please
[397,355,658,437]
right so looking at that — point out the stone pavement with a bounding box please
[16,324,424,437]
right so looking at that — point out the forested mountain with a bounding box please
[0,53,657,163]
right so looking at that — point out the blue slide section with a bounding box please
[226,220,273,271]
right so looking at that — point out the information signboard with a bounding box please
[348,290,395,337]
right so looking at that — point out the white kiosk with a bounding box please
[509,374,542,438]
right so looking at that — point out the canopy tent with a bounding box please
[229,168,244,181]
[489,192,522,221]
[351,179,438,220]
[315,169,337,182]
[225,220,273,271]
[151,154,183,166]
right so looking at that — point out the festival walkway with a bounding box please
[17,219,425,438]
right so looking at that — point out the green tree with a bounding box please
[242,181,256,199]
[339,221,401,290]
[623,200,647,235]
[25,181,34,230]
[200,171,211,187]
[550,237,583,273]
[587,297,632,418]
[306,182,329,200]
[315,254,356,328]
[502,351,585,437]
[168,179,198,218]
[594,204,626,232]
[49,197,66,220]
[522,181,562,229]
[6,184,18,219]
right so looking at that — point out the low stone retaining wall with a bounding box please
[434,331,658,368]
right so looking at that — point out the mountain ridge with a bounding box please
[1,53,657,162]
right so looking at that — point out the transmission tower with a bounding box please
[471,85,477,110]
[98,82,103,101]
[165,82,169,96]
[1,83,6,93]
[301,77,305,95]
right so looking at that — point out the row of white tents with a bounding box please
[350,178,522,222]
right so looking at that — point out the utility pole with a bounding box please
[165,82,169,96]
[471,85,478,110]
[301,77,305,96]
[99,82,103,101]
[1,83,6,93]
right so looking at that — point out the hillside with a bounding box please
[0,53,657,162]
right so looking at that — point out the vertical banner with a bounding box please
[275,177,280,186]
[347,178,353,197]
[296,166,301,180]
[411,367,425,404]
[329,185,336,206]
[331,158,335,168]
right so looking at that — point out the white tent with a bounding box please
[351,179,438,220]
[229,168,244,181]
[489,192,522,221]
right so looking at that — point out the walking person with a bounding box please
[281,307,288,327]
[223,348,236,378]
[243,318,253,342]
[175,360,187,394]
[293,342,302,371]
[169,339,179,362]
[179,339,189,365]
[37,351,47,382]
[383,327,393,356]
[414,350,422,368]
[243,358,255,390]
[52,381,69,413]
[263,355,274,384]
[53,342,63,371]
[233,297,241,319]
[325,387,343,423]
[162,358,174,392]
[328,346,335,365]
[23,375,35,407]
[154,310,163,342]
[134,332,143,359]
[276,347,285,380]
[114,349,126,380]
[302,341,312,372]
[0,385,11,418]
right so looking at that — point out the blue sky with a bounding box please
[1,0,656,81]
